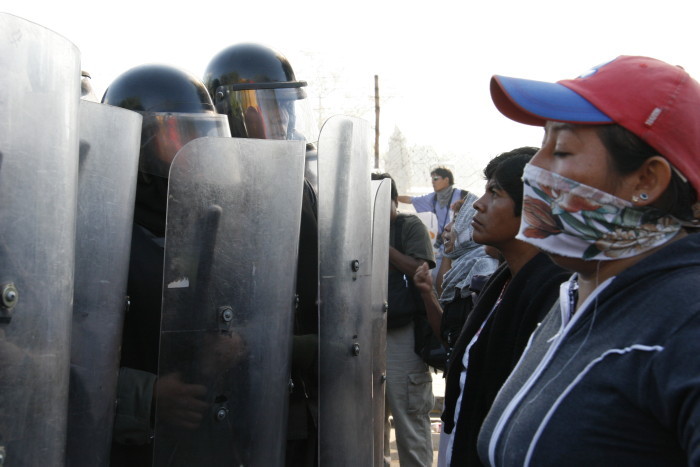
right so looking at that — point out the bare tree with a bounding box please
[382,127,490,197]
[383,127,443,194]
[298,51,374,131]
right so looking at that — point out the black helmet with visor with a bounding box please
[203,43,316,142]
[102,64,231,178]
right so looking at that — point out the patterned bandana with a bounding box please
[517,164,681,260]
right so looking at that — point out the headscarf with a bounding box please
[440,192,499,303]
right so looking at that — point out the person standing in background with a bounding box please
[398,167,469,280]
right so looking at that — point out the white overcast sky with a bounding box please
[3,0,699,192]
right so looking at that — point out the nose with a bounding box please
[529,140,550,169]
[473,194,486,213]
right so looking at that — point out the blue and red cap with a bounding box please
[490,55,700,195]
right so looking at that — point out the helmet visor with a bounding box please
[139,112,231,177]
[214,86,317,142]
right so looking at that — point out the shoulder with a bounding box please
[397,212,424,225]
[396,214,436,265]
[613,234,700,291]
[605,262,700,326]
[398,213,430,234]
[514,253,570,287]
[397,214,427,236]
[603,236,700,313]
[509,253,568,307]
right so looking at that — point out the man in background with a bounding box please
[398,167,469,279]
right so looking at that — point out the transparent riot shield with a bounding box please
[317,116,374,465]
[153,137,305,466]
[65,101,142,467]
[370,179,391,466]
[0,13,80,467]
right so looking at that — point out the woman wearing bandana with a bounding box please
[478,56,700,466]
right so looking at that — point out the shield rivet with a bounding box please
[220,307,233,323]
[216,408,228,421]
[352,343,360,356]
[1,283,18,309]
[351,260,360,272]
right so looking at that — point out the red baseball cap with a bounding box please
[490,55,700,196]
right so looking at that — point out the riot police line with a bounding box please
[0,12,391,466]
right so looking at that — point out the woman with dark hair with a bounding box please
[418,147,567,467]
[479,56,700,466]
[413,192,499,367]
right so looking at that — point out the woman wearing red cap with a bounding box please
[477,56,700,466]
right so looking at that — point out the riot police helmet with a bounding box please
[203,43,316,142]
[102,64,231,178]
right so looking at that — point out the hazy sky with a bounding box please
[3,0,699,193]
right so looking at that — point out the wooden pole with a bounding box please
[374,74,380,169]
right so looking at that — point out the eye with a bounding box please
[553,151,571,158]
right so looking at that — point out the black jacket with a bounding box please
[441,253,568,466]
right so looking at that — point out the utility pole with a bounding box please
[374,74,380,169]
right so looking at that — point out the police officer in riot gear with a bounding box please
[102,64,231,466]
[204,43,320,467]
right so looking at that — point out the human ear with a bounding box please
[630,156,672,206]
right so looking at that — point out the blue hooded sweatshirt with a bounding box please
[478,233,700,466]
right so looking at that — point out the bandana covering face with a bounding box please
[518,164,681,260]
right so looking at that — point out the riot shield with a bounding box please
[65,101,142,466]
[0,13,80,467]
[370,179,391,466]
[317,116,374,465]
[153,136,305,466]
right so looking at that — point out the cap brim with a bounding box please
[490,75,612,126]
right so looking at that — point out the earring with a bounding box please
[632,193,649,203]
